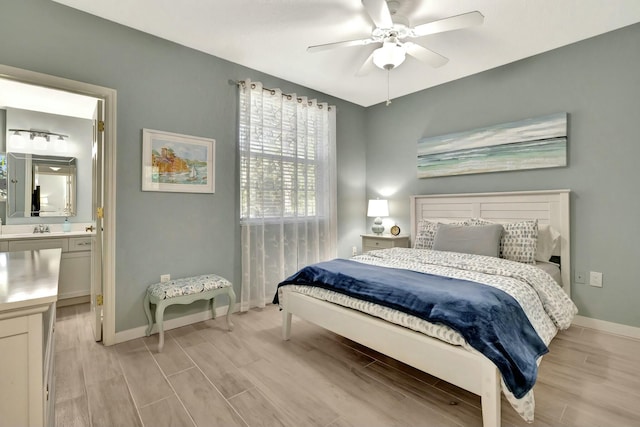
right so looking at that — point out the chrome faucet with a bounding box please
[33,224,50,233]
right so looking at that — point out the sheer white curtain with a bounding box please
[238,79,337,311]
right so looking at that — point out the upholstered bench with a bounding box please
[143,274,236,352]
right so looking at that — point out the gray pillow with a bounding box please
[432,223,504,258]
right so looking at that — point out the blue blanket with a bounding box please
[274,258,548,398]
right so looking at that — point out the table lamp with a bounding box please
[367,199,389,235]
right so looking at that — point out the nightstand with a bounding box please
[361,234,410,253]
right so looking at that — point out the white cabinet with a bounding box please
[0,310,56,427]
[59,251,91,298]
[6,236,92,301]
[0,249,59,427]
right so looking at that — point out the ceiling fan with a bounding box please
[308,0,484,76]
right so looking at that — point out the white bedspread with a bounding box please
[277,247,578,421]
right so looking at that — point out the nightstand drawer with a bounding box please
[361,234,409,253]
[363,238,394,250]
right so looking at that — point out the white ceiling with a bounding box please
[53,0,640,107]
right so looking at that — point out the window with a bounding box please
[237,80,337,311]
[239,82,333,222]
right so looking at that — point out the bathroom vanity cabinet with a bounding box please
[1,233,92,301]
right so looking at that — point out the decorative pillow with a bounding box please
[501,220,539,264]
[414,219,465,249]
[465,218,539,264]
[535,224,560,262]
[413,219,439,249]
[432,223,503,258]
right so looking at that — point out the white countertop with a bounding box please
[0,249,61,314]
[0,223,95,240]
[0,230,94,241]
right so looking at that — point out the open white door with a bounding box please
[90,99,105,341]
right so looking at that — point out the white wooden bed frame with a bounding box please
[281,189,571,427]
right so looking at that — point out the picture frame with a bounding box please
[142,129,215,193]
[417,113,567,178]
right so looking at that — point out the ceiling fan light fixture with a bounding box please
[373,41,406,70]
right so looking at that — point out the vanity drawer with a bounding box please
[68,237,92,252]
[8,238,69,253]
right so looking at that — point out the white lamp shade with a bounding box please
[373,42,406,70]
[10,131,26,148]
[367,199,389,217]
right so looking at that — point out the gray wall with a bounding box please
[0,0,366,332]
[365,23,640,327]
[2,0,637,331]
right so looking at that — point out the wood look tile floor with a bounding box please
[55,304,640,427]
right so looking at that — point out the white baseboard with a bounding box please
[572,315,640,340]
[59,290,91,299]
[115,305,231,344]
[58,295,90,307]
[115,307,640,344]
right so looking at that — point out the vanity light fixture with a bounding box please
[8,129,69,151]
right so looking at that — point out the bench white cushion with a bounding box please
[148,274,232,299]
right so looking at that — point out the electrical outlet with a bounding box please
[352,246,357,256]
[575,271,586,284]
[589,271,603,287]
[160,274,171,283]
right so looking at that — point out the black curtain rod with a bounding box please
[234,79,332,110]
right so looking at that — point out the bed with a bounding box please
[276,189,576,427]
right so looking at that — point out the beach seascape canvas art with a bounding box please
[142,129,215,193]
[417,113,567,178]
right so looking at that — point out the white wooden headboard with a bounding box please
[410,190,571,296]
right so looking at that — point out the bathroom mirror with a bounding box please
[6,152,77,218]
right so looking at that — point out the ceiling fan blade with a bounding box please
[411,11,484,38]
[307,38,373,53]
[404,42,449,68]
[361,0,393,28]
[355,51,377,76]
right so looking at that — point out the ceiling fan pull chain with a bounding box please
[386,69,392,106]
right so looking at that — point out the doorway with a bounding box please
[0,64,117,345]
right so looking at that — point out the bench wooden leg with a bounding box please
[143,292,153,336]
[226,288,236,331]
[155,301,168,352]
[210,297,217,320]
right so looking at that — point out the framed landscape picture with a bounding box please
[417,113,567,178]
[142,129,215,193]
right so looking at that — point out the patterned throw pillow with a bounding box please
[501,220,538,264]
[466,218,538,264]
[414,219,439,249]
